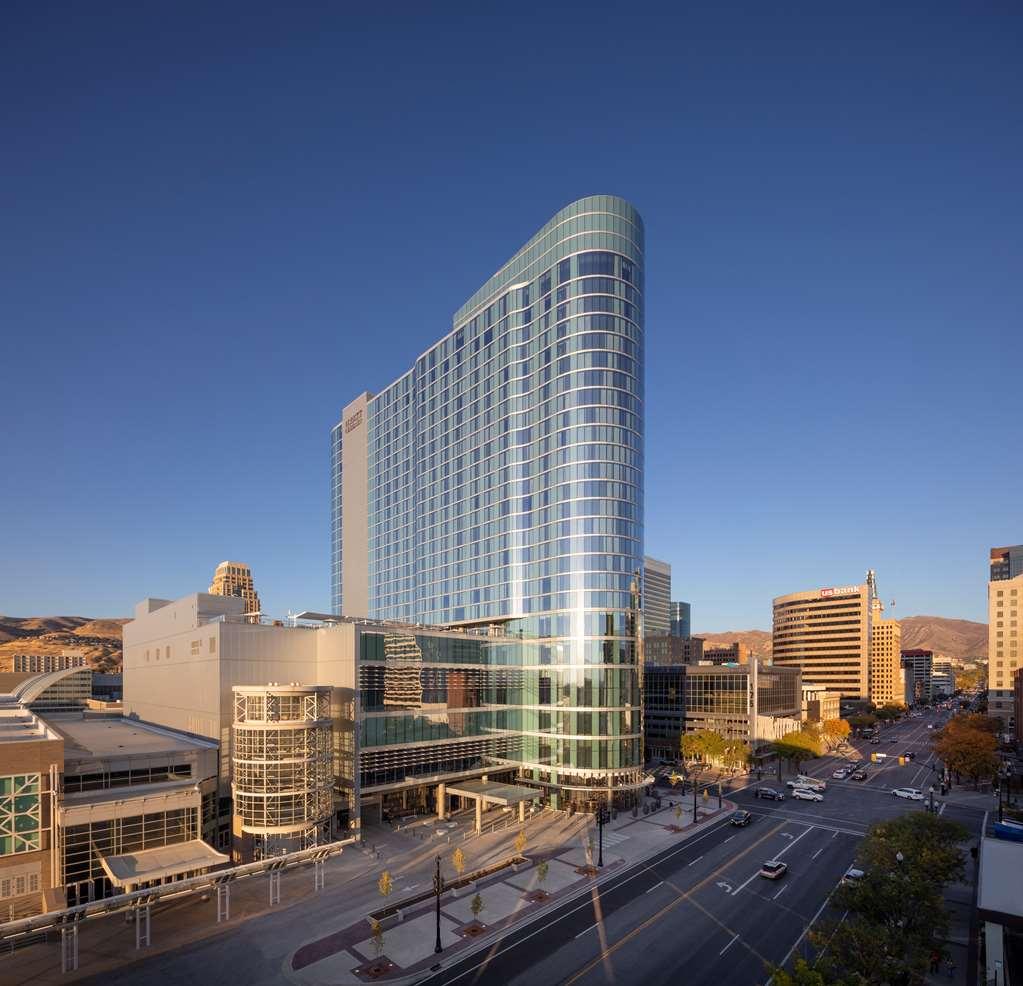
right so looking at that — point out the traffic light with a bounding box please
[898,756,907,766]
[871,753,879,762]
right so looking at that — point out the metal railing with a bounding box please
[0,836,358,946]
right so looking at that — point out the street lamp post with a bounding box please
[597,804,606,868]
[928,785,935,814]
[433,855,443,954]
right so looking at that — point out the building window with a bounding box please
[209,637,216,653]
[0,774,42,856]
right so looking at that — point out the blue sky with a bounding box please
[1,2,1020,629]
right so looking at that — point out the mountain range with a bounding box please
[0,612,989,675]
[0,616,128,673]
[696,615,988,661]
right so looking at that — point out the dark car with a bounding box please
[755,787,785,801]
[903,751,916,761]
[759,860,788,880]
[851,770,868,781]
[730,810,752,826]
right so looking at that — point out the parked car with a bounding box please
[730,810,752,827]
[792,787,824,802]
[851,770,868,781]
[759,860,788,880]
[892,787,924,800]
[755,787,785,801]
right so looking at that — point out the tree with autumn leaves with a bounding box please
[932,713,1000,787]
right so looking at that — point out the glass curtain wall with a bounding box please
[359,197,645,808]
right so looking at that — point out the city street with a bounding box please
[418,711,988,986]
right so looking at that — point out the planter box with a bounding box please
[365,911,403,932]
[451,880,477,898]
[511,860,532,874]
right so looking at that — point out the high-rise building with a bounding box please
[643,557,672,638]
[772,576,875,700]
[329,196,646,808]
[703,641,754,665]
[988,546,1022,725]
[990,545,1023,582]
[209,561,261,616]
[901,649,934,704]
[645,635,704,666]
[868,590,902,707]
[670,600,691,639]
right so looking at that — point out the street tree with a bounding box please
[933,716,1000,786]
[370,918,386,960]
[378,870,394,900]
[772,730,821,771]
[845,713,878,733]
[769,957,848,986]
[680,729,727,766]
[451,847,466,881]
[470,892,485,925]
[514,828,527,856]
[821,719,851,749]
[536,859,550,895]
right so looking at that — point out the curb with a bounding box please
[283,805,736,986]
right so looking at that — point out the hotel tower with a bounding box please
[331,196,646,807]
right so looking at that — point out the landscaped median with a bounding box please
[284,803,734,985]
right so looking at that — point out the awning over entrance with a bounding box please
[100,839,230,890]
[445,780,539,805]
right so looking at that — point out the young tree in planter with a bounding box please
[470,892,485,926]
[514,828,527,856]
[378,870,394,901]
[451,847,466,882]
[674,804,682,825]
[535,859,550,898]
[370,918,386,961]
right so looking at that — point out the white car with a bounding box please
[892,787,924,801]
[792,787,824,802]
[832,769,848,779]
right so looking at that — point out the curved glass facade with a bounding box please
[335,196,645,807]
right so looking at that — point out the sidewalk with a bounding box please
[286,799,735,985]
[0,801,733,985]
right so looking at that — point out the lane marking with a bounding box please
[575,922,598,938]
[832,831,839,840]
[719,933,739,955]
[415,816,749,986]
[688,856,703,867]
[773,884,789,900]
[764,876,845,985]
[733,825,815,896]
[723,836,734,843]
[646,881,663,894]
[812,847,825,860]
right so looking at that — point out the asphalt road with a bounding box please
[419,710,987,986]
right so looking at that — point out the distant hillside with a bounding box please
[695,630,773,657]
[697,616,988,662]
[0,616,127,673]
[899,615,987,659]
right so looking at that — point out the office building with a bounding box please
[643,557,672,638]
[8,652,86,674]
[645,635,704,666]
[988,561,1022,725]
[0,672,224,917]
[868,592,902,706]
[901,649,934,704]
[703,641,753,665]
[773,576,875,699]
[931,658,956,697]
[670,601,691,639]
[0,668,93,714]
[644,662,802,759]
[209,560,261,616]
[990,545,1023,582]
[801,684,840,723]
[330,196,646,807]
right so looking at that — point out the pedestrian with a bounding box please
[945,955,955,978]
[929,950,940,973]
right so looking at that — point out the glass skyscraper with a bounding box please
[332,195,646,808]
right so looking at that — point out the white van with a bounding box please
[787,774,826,791]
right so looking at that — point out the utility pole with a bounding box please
[433,855,443,954]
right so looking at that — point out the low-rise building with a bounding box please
[702,642,753,665]
[643,661,802,759]
[7,652,87,674]
[901,649,934,704]
[644,635,704,666]
[802,684,841,723]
